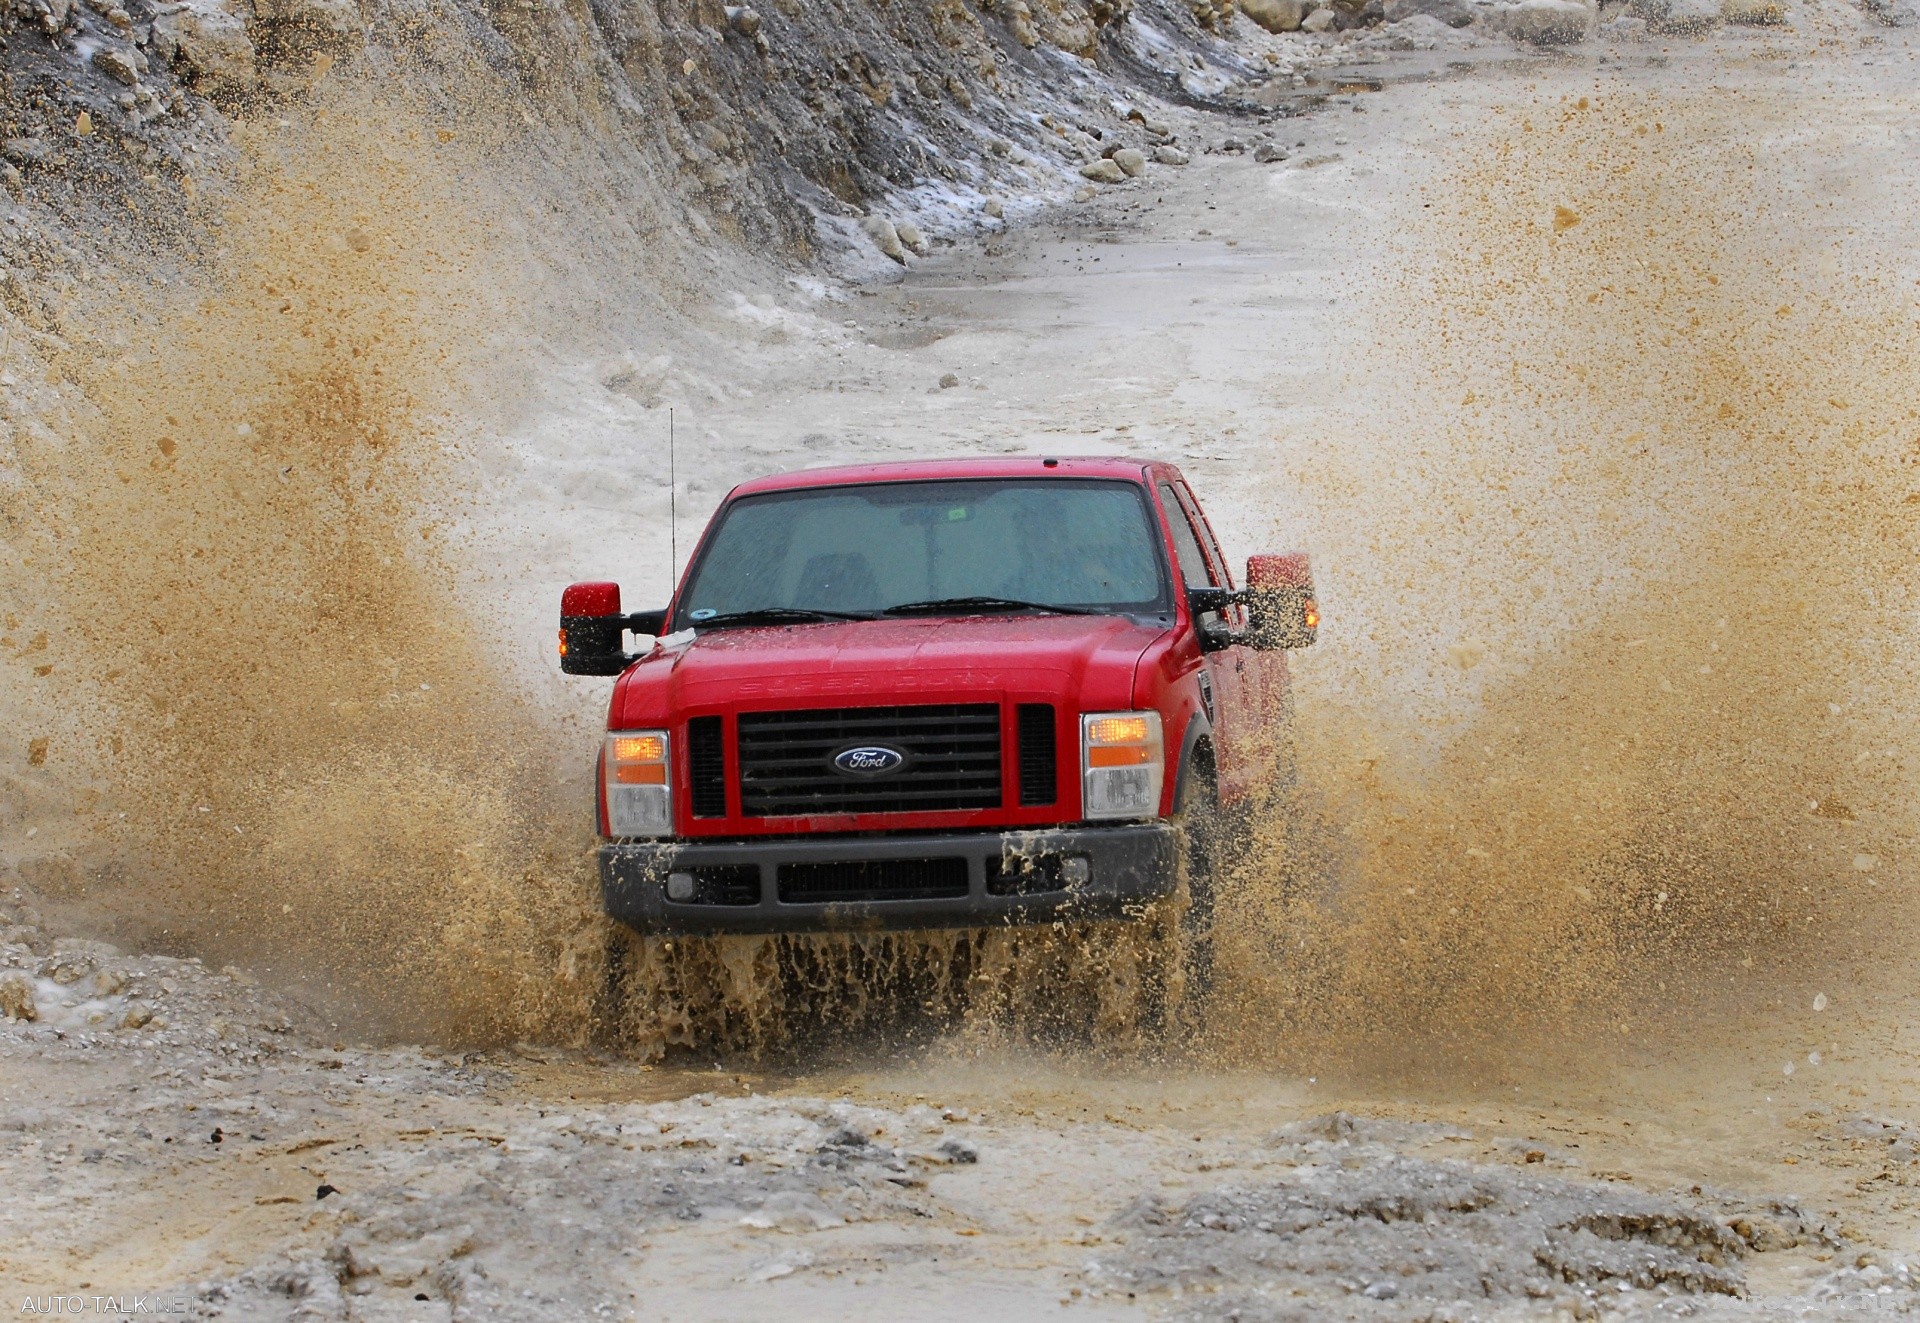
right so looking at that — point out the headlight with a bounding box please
[1081,711,1164,820]
[604,730,672,837]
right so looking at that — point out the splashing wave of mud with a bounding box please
[1221,84,1920,1080]
[6,86,604,1043]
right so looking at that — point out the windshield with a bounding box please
[675,478,1170,626]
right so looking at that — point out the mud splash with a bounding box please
[606,915,1195,1061]
[5,86,603,1041]
[1222,83,1920,1078]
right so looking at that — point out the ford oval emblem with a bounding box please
[832,745,907,777]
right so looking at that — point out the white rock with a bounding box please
[1072,185,1097,201]
[1383,0,1475,23]
[150,0,257,100]
[92,47,141,85]
[739,1191,842,1231]
[860,216,907,264]
[1302,5,1338,27]
[0,971,36,1023]
[1006,0,1040,44]
[1496,0,1593,41]
[1241,0,1310,29]
[1384,11,1460,41]
[894,222,929,255]
[1079,158,1128,183]
[1,138,51,166]
[1112,147,1148,177]
[1654,0,1717,28]
[1153,145,1190,165]
[983,197,1004,218]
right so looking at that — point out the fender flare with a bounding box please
[1170,709,1214,812]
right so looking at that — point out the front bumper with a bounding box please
[600,824,1179,935]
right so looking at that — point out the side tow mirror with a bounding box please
[1244,553,1318,650]
[558,581,667,676]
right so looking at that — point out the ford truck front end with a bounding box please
[558,456,1316,936]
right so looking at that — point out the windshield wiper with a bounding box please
[689,607,876,628]
[879,596,1100,618]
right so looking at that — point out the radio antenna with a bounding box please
[668,407,677,598]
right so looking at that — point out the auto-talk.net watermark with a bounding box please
[17,1298,191,1316]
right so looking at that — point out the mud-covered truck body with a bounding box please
[560,457,1316,935]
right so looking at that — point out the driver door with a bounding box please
[1159,482,1261,806]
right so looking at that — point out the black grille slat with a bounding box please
[738,704,1002,817]
[687,716,727,818]
[777,858,970,903]
[1016,703,1057,807]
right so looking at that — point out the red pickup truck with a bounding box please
[559,456,1315,945]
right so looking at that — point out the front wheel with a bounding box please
[1174,757,1223,1006]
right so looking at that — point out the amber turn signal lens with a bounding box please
[1303,598,1319,629]
[1088,744,1153,767]
[1086,716,1151,745]
[613,762,668,784]
[557,628,570,658]
[611,734,666,762]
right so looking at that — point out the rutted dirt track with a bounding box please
[8,12,1920,1323]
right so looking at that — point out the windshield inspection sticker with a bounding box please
[690,608,718,620]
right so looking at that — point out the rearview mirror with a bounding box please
[1244,553,1318,650]
[558,582,666,676]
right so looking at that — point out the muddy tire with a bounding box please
[1175,756,1223,1006]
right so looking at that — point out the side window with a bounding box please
[1173,483,1232,589]
[1159,483,1216,590]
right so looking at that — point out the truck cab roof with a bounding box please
[728,455,1162,497]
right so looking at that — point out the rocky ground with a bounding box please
[7,886,1920,1320]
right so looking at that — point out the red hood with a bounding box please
[612,614,1169,725]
